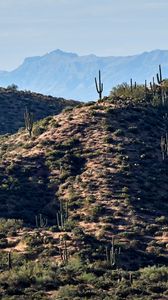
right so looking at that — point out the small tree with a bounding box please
[7,84,18,91]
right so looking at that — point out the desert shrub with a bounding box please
[56,284,79,299]
[0,219,23,234]
[90,205,105,219]
[7,84,18,91]
[120,231,137,238]
[110,83,146,101]
[104,124,114,132]
[122,186,129,193]
[103,136,113,144]
[73,227,85,241]
[86,195,96,204]
[0,238,8,248]
[146,224,159,234]
[63,220,76,231]
[33,126,46,136]
[78,271,97,283]
[62,106,74,113]
[24,233,44,248]
[114,128,124,136]
[155,216,168,224]
[140,266,168,283]
[84,101,95,106]
[0,261,58,292]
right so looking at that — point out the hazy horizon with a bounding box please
[2,48,168,72]
[1,0,168,70]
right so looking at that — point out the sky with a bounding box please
[0,0,168,70]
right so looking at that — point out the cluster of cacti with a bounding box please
[127,65,168,106]
[161,133,168,160]
[149,65,168,107]
[56,199,69,230]
[129,78,151,100]
[95,70,103,101]
[59,236,69,263]
[150,77,157,96]
[105,237,121,267]
[35,213,48,228]
[24,107,34,137]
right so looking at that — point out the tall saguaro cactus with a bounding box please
[156,64,167,106]
[156,64,163,84]
[24,107,33,137]
[8,252,12,269]
[130,78,133,92]
[56,200,69,230]
[105,236,121,267]
[95,70,103,101]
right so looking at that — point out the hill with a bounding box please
[1,49,168,101]
[0,87,79,135]
[0,86,168,299]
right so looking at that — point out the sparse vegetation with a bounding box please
[0,84,168,299]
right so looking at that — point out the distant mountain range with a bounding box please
[1,49,168,101]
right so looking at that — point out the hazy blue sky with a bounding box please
[0,0,168,70]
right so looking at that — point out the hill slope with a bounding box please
[0,96,168,268]
[1,49,168,100]
[0,87,79,135]
[0,94,168,299]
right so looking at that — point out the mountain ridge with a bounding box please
[1,49,168,101]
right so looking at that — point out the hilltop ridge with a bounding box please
[0,87,79,135]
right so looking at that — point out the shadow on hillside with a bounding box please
[106,104,168,219]
[0,155,58,224]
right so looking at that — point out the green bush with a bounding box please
[114,128,124,136]
[140,266,168,283]
[155,216,168,224]
[110,82,147,101]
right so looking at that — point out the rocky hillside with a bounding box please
[0,87,79,135]
[0,95,168,255]
[0,94,168,299]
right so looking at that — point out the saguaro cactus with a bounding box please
[130,78,133,92]
[95,70,103,101]
[8,252,12,269]
[56,200,69,230]
[24,107,33,137]
[161,133,168,160]
[144,80,147,98]
[156,64,163,84]
[35,214,48,228]
[105,236,120,267]
[59,237,69,263]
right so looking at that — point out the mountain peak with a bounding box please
[47,49,78,58]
